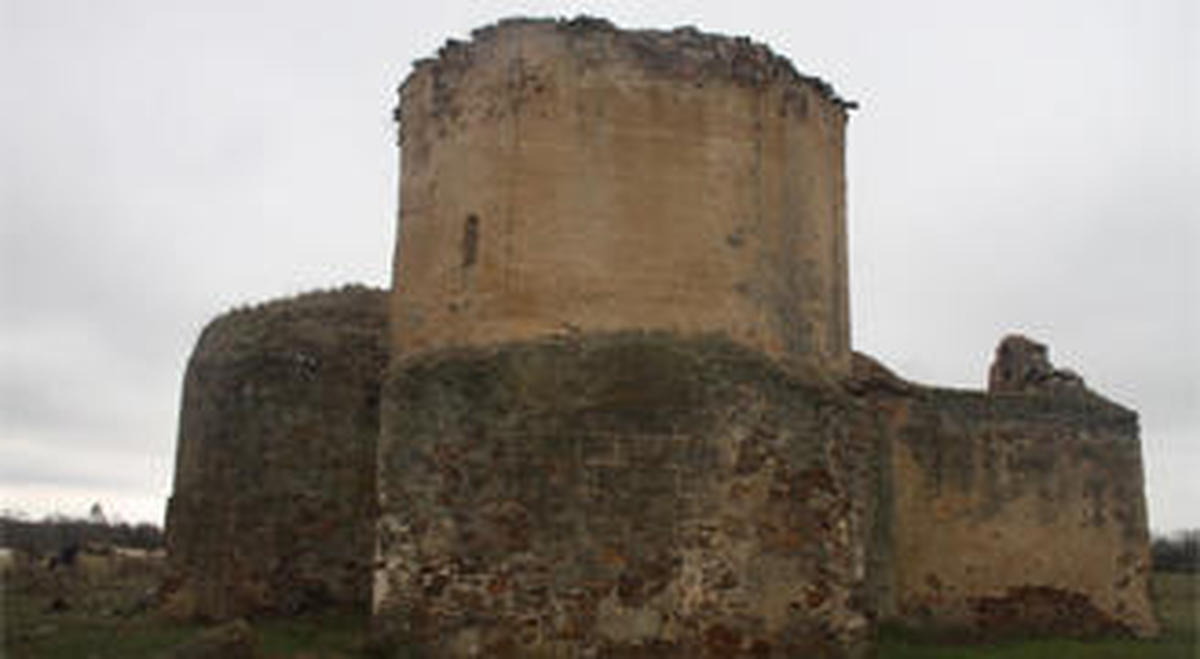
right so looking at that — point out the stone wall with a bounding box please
[161,17,1158,653]
[850,349,1157,637]
[375,333,877,657]
[164,286,387,620]
[392,17,853,374]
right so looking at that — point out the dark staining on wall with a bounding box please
[163,286,388,621]
[375,332,874,657]
[970,586,1132,638]
[848,341,1155,638]
[881,382,1139,513]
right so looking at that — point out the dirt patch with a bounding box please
[969,585,1131,637]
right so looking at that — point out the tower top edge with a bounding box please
[400,15,858,111]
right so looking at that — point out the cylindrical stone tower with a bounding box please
[377,19,872,657]
[391,16,853,373]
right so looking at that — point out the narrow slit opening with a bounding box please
[462,214,479,269]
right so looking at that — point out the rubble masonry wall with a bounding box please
[164,287,387,620]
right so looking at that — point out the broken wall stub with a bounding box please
[392,17,853,374]
[375,334,878,657]
[988,334,1084,394]
[164,286,387,620]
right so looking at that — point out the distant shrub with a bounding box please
[0,511,163,556]
[1151,530,1198,573]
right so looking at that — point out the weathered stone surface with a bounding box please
[392,17,853,374]
[161,16,1159,652]
[164,286,387,620]
[375,333,876,657]
[988,334,1084,394]
[852,350,1157,637]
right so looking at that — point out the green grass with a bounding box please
[3,553,1195,658]
[880,637,1195,659]
[4,617,201,658]
[1,550,376,658]
[2,552,200,658]
[253,612,368,658]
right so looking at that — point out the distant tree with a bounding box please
[1151,530,1199,573]
[128,522,164,549]
[0,509,164,555]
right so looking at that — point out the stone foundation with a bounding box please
[374,333,876,657]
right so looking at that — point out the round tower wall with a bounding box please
[164,287,388,620]
[392,19,851,372]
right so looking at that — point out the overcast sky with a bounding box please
[2,0,1195,532]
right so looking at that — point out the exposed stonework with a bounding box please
[164,286,387,620]
[375,334,875,657]
[164,15,1157,656]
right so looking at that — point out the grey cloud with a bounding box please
[2,0,1194,529]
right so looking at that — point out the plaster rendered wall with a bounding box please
[392,18,852,374]
[375,334,876,657]
[861,379,1156,636]
[164,287,387,620]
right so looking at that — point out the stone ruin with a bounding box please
[989,334,1086,394]
[163,17,1157,657]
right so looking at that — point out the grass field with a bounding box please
[2,552,1195,658]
